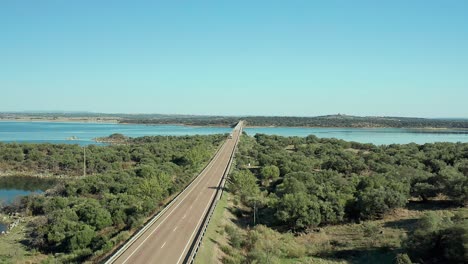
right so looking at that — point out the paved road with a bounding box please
[109,122,243,264]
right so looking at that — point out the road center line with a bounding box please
[161,242,166,249]
[119,143,228,264]
[176,140,234,264]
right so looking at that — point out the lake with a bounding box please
[0,121,467,145]
[0,122,467,231]
[0,121,231,145]
[0,176,57,205]
[244,127,468,145]
[0,176,57,232]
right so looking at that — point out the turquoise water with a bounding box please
[0,176,56,205]
[0,176,56,232]
[0,176,55,232]
[244,127,468,145]
[0,189,43,205]
[0,121,231,145]
[0,121,467,145]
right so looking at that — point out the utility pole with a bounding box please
[83,146,86,177]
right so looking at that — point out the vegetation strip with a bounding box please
[0,134,226,263]
[105,142,227,263]
[207,134,467,263]
[3,112,468,129]
[187,124,242,263]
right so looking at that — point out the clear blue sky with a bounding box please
[1,0,467,117]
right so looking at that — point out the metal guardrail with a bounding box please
[186,123,243,264]
[103,141,228,264]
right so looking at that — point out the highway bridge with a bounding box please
[106,121,243,264]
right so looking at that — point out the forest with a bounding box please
[1,132,467,263]
[0,134,224,177]
[3,112,468,129]
[222,134,467,264]
[0,134,225,263]
[121,115,468,129]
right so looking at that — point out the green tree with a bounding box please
[405,212,467,264]
[229,170,260,203]
[75,199,113,230]
[260,165,280,186]
[394,253,412,264]
[354,174,409,220]
[275,192,321,229]
[438,167,467,205]
[245,225,284,264]
[67,224,96,252]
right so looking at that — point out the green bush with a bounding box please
[394,253,412,264]
[405,212,467,264]
[10,135,225,260]
[225,225,244,249]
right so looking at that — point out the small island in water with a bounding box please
[94,133,129,144]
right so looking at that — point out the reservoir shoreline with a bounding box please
[2,118,468,131]
[1,121,468,145]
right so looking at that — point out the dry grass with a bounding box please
[300,206,466,264]
[197,185,466,264]
[0,216,50,264]
[195,192,236,264]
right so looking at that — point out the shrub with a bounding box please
[394,253,412,264]
[405,212,467,264]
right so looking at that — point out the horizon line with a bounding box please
[1,111,467,120]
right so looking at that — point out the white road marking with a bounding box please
[175,150,230,264]
[118,130,240,264]
[119,143,228,264]
[182,214,186,219]
[161,242,166,249]
[173,226,178,232]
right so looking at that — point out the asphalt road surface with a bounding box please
[109,122,243,264]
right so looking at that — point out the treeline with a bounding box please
[244,115,468,128]
[120,116,239,127]
[119,115,468,129]
[2,134,225,262]
[0,135,225,176]
[227,134,467,263]
[4,112,468,128]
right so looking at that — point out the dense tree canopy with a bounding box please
[4,112,468,128]
[120,115,468,128]
[405,212,467,264]
[229,134,468,230]
[1,134,225,262]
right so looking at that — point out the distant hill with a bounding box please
[120,114,468,129]
[238,115,468,128]
[1,112,468,129]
